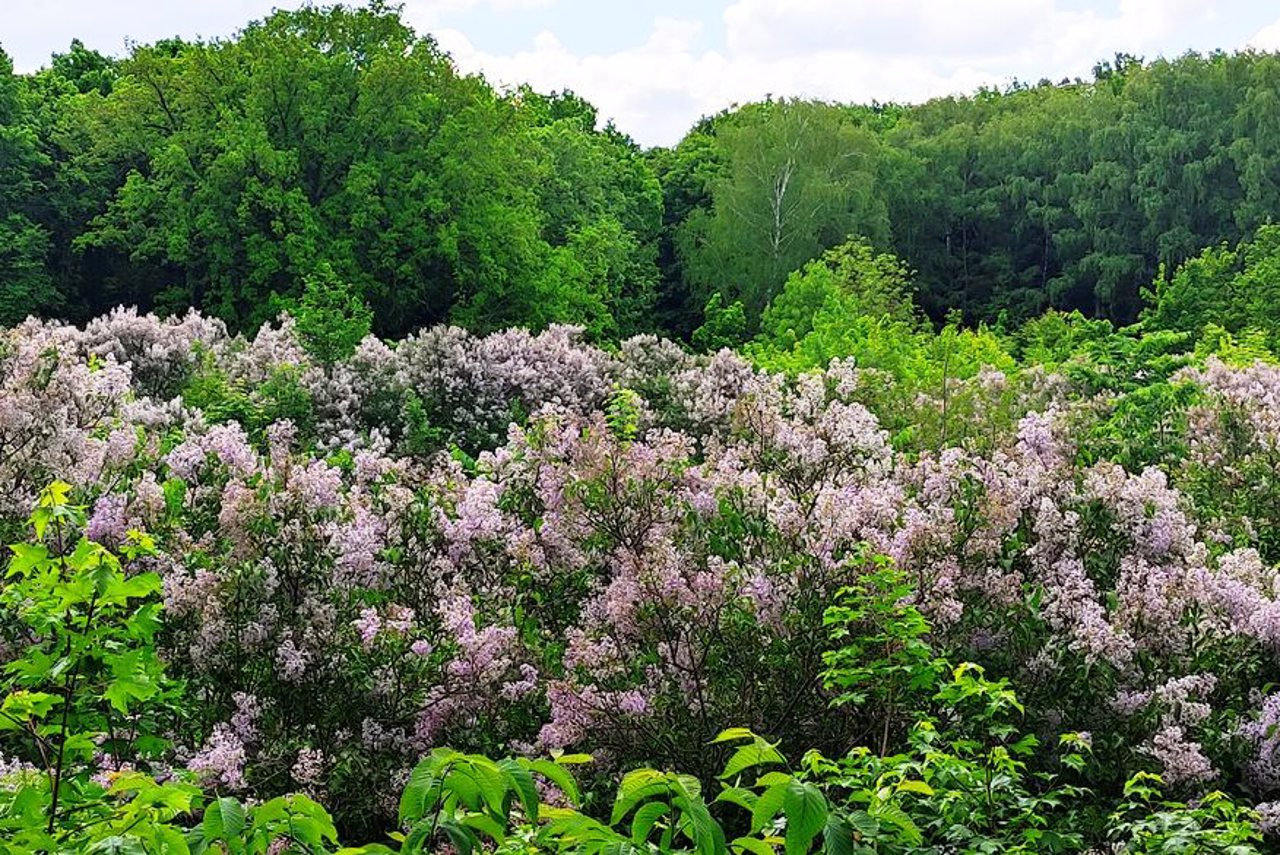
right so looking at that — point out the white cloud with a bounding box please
[438,0,1224,146]
[1247,17,1280,50]
[402,0,554,29]
[438,17,729,145]
[722,0,1054,61]
[4,0,1245,147]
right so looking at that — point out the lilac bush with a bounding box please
[4,307,1280,838]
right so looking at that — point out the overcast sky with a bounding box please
[6,1,1280,146]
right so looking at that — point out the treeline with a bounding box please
[4,2,1280,338]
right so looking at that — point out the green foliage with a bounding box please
[799,667,1091,854]
[677,100,889,320]
[748,237,922,375]
[750,242,1016,395]
[0,482,188,852]
[822,553,944,749]
[1145,224,1280,352]
[692,293,747,353]
[22,4,656,337]
[191,794,343,855]
[1079,380,1199,472]
[605,385,643,446]
[291,263,374,367]
[1015,310,1117,367]
[9,20,1280,339]
[181,347,315,440]
[1194,324,1277,366]
[760,239,918,342]
[1108,773,1264,853]
[393,748,557,855]
[0,47,56,324]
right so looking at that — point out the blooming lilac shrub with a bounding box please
[5,308,1280,844]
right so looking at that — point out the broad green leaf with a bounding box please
[202,797,246,842]
[438,819,478,855]
[782,781,827,855]
[715,786,758,813]
[498,758,539,823]
[895,779,934,796]
[751,780,790,834]
[821,814,854,855]
[630,801,669,843]
[721,740,786,780]
[399,758,438,824]
[526,759,582,808]
[713,727,759,744]
[732,836,777,855]
[460,812,507,844]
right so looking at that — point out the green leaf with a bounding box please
[460,812,507,844]
[399,758,438,824]
[630,800,669,843]
[721,739,786,780]
[446,756,509,816]
[527,758,582,807]
[821,815,854,855]
[715,786,758,813]
[0,690,62,727]
[7,542,49,577]
[103,652,159,714]
[732,837,777,855]
[611,770,674,826]
[713,727,759,744]
[895,779,934,796]
[498,758,539,823]
[597,842,642,855]
[782,781,827,855]
[752,780,791,834]
[87,837,149,855]
[554,752,594,765]
[401,820,434,855]
[202,797,246,843]
[872,803,921,846]
[153,823,191,855]
[438,819,478,855]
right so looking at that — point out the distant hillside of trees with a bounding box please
[4,3,1280,340]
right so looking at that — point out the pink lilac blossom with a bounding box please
[1239,692,1280,794]
[86,493,130,545]
[291,747,327,789]
[1147,725,1215,786]
[275,638,310,682]
[21,308,1280,820]
[188,725,248,790]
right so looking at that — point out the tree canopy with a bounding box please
[4,6,1280,340]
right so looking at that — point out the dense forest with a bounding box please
[5,2,1280,340]
[13,3,1280,854]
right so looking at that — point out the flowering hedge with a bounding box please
[3,307,1280,845]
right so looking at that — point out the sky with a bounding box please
[6,0,1280,146]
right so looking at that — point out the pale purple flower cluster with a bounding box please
[1148,725,1215,786]
[18,308,1280,824]
[188,725,249,790]
[1240,692,1280,794]
[86,493,130,545]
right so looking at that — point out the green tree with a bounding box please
[678,99,889,321]
[1145,223,1280,350]
[69,4,659,337]
[0,46,54,324]
[691,292,747,353]
[291,262,373,366]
